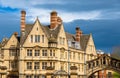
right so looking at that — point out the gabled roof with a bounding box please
[0,38,9,47]
[20,19,90,51]
[42,25,61,39]
[1,33,20,48]
[20,19,62,45]
[80,34,90,50]
[65,32,90,50]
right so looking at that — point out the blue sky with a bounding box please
[0,0,120,53]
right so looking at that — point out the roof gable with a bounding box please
[22,18,48,46]
[3,33,19,48]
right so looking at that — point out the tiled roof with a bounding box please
[19,20,90,50]
[65,32,90,50]
[20,23,61,45]
[80,34,90,50]
[20,24,33,45]
[42,25,61,39]
[65,32,75,41]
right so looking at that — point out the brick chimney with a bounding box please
[21,10,26,33]
[76,27,82,42]
[50,11,58,29]
[14,32,18,37]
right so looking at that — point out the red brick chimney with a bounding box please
[14,32,18,37]
[50,11,58,29]
[21,10,26,33]
[76,27,82,42]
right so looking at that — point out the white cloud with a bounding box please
[26,8,51,23]
[0,0,120,23]
[59,11,101,22]
[0,0,63,9]
[0,0,28,8]
[26,8,101,23]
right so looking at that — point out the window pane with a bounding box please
[35,35,37,42]
[38,35,40,42]
[31,35,33,43]
[34,62,39,69]
[50,50,52,56]
[42,75,45,78]
[42,50,47,56]
[27,49,32,56]
[42,62,47,70]
[42,35,44,43]
[11,61,17,69]
[10,49,17,56]
[35,50,40,56]
[27,62,32,69]
[53,50,55,56]
[26,75,32,78]
[34,75,39,78]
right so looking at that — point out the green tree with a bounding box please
[113,72,120,78]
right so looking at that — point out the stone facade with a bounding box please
[0,10,97,78]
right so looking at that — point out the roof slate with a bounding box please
[80,34,90,50]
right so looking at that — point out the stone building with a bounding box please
[0,38,7,78]
[0,10,97,78]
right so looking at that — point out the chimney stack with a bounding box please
[21,10,26,33]
[50,11,58,29]
[14,32,18,37]
[76,27,82,42]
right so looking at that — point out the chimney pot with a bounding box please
[21,10,26,14]
[14,32,18,37]
[76,27,82,42]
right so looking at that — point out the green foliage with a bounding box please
[113,72,120,78]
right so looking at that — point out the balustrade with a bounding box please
[86,54,120,77]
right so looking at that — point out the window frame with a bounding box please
[11,61,17,69]
[26,75,32,78]
[42,35,44,43]
[35,35,40,43]
[30,35,33,43]
[27,62,32,70]
[34,50,40,56]
[42,62,47,70]
[42,50,47,56]
[27,49,32,56]
[34,62,40,69]
[10,49,17,56]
